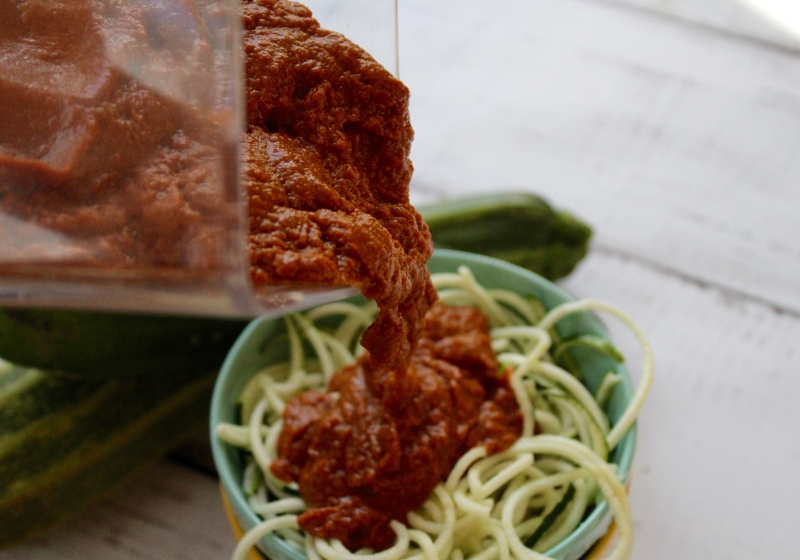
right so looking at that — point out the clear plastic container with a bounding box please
[0,0,397,318]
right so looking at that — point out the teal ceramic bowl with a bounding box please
[211,249,636,560]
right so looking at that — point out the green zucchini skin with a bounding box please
[420,193,592,281]
[0,308,247,377]
[0,193,588,376]
[0,362,217,547]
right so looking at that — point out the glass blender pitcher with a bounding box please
[0,0,398,319]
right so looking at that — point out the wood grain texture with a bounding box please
[560,250,800,559]
[402,0,800,314]
[401,3,800,555]
[0,461,235,560]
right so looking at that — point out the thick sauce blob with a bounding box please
[243,1,523,550]
[242,3,522,549]
[272,303,522,550]
[242,0,433,370]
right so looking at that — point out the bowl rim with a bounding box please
[210,249,637,560]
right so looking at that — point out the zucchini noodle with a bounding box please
[218,266,653,560]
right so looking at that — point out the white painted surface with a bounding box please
[3,0,800,559]
[609,0,800,48]
[561,250,800,559]
[403,0,800,314]
[400,5,800,551]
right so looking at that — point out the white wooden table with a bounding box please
[3,1,800,558]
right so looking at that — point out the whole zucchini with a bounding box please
[0,193,590,376]
[0,359,217,547]
[420,192,592,281]
[0,308,247,377]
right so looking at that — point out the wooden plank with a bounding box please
[603,0,800,50]
[559,250,800,559]
[0,461,236,560]
[401,0,800,313]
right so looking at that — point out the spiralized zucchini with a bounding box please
[217,266,653,560]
